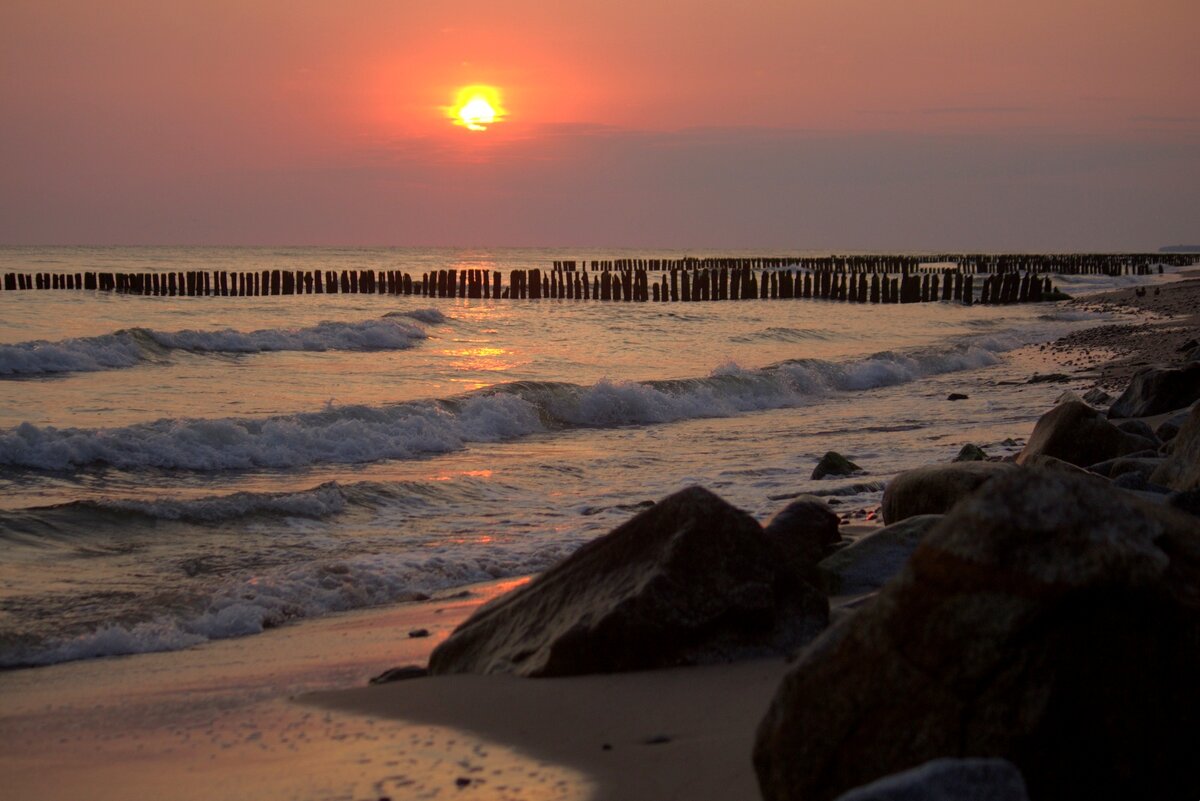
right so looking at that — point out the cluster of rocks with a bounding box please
[381,360,1200,800]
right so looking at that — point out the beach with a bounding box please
[5,0,1199,795]
[1046,270,1200,388]
[1,256,1196,800]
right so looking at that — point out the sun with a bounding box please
[448,85,507,131]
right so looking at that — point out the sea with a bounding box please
[0,246,1180,669]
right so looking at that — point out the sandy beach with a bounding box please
[1046,272,1200,388]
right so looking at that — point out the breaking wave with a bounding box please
[0,542,572,667]
[0,337,1015,473]
[0,310,443,377]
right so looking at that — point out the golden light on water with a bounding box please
[448,85,507,131]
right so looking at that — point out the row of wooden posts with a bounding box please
[1,253,1191,305]
[1,265,1060,305]
[550,252,1190,276]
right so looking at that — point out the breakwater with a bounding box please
[3,252,1191,304]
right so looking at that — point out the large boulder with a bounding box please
[428,486,828,677]
[1016,401,1156,467]
[819,515,942,596]
[1151,404,1200,491]
[1018,454,1107,483]
[1114,418,1159,442]
[1108,363,1200,418]
[832,758,1029,801]
[880,461,1016,524]
[1156,408,1194,442]
[1088,456,1165,482]
[764,495,842,570]
[754,468,1200,801]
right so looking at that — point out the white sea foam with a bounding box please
[0,337,1025,473]
[99,484,349,522]
[1052,263,1190,297]
[0,315,434,377]
[147,316,429,353]
[6,543,573,667]
[0,395,545,471]
[0,333,152,376]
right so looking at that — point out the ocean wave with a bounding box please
[0,478,510,541]
[729,327,834,344]
[0,485,350,536]
[0,337,1020,474]
[0,331,162,376]
[1,544,573,667]
[385,308,447,324]
[0,311,443,377]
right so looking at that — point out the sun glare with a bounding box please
[449,85,507,131]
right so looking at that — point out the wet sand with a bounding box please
[1048,274,1200,389]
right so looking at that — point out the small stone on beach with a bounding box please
[812,451,862,480]
[952,444,986,462]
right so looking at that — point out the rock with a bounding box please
[1087,456,1165,482]
[1054,389,1085,405]
[818,515,942,595]
[1150,404,1200,491]
[1016,401,1157,467]
[831,758,1030,801]
[1107,363,1200,418]
[1178,338,1198,353]
[880,462,1016,524]
[369,665,428,684]
[764,496,842,570]
[946,393,968,401]
[428,486,828,677]
[1017,454,1108,483]
[812,451,862,480]
[1082,387,1114,406]
[1111,472,1170,494]
[753,468,1200,801]
[1168,489,1200,518]
[952,443,986,462]
[1156,408,1193,442]
[1026,372,1069,384]
[1114,418,1159,442]
[408,628,430,638]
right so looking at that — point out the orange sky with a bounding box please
[1,0,1197,247]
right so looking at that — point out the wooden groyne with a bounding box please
[2,253,1193,306]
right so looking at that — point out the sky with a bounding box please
[1,0,1197,250]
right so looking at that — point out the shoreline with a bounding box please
[1,276,1195,800]
[1047,273,1200,389]
[0,579,529,801]
[301,277,1200,800]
